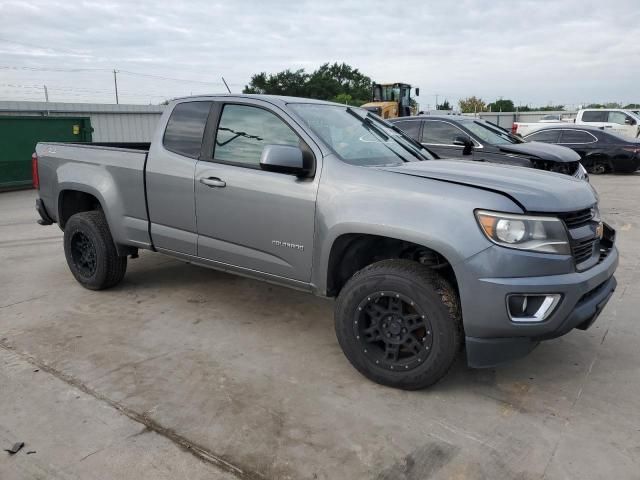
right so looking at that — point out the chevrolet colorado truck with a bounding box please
[34,95,618,390]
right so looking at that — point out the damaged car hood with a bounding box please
[379,160,596,212]
[498,141,581,162]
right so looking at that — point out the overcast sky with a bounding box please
[1,0,639,109]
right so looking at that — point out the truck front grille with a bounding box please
[558,208,593,228]
[556,207,599,270]
[572,237,597,264]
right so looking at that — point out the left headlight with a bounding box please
[475,210,570,255]
[575,163,589,182]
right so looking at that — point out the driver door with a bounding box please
[421,120,474,159]
[194,101,320,283]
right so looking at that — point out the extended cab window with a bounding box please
[527,129,561,143]
[581,111,607,122]
[163,101,212,158]
[214,104,299,167]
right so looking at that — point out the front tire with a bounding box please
[63,211,127,290]
[335,260,462,390]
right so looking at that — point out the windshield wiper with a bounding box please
[364,113,429,161]
[345,107,390,141]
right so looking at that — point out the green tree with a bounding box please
[243,69,309,97]
[537,105,565,111]
[332,93,353,105]
[307,63,372,105]
[458,96,486,113]
[487,99,514,112]
[585,102,621,109]
[243,63,372,105]
[437,99,451,110]
[624,103,640,109]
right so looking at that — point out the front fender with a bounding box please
[310,157,521,294]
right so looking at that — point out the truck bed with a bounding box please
[35,141,152,251]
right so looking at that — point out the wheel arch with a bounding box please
[323,232,460,298]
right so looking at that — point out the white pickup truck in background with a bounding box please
[513,109,640,139]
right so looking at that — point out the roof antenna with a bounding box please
[221,77,231,94]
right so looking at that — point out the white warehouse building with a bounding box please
[0,101,165,142]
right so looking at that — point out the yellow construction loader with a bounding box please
[361,83,419,119]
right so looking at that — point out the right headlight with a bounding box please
[475,210,570,255]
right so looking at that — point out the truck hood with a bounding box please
[379,160,596,212]
[498,141,580,162]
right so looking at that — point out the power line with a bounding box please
[0,65,242,86]
[0,37,90,56]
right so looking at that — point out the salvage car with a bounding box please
[524,126,640,174]
[34,95,617,390]
[513,108,640,139]
[391,115,588,179]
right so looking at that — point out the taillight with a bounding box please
[511,123,518,134]
[32,152,39,189]
[622,147,640,154]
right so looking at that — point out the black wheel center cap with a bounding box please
[388,318,402,335]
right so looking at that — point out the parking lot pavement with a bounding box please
[1,174,639,480]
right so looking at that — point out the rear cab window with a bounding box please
[163,101,212,158]
[581,111,608,122]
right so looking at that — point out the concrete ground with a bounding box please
[1,175,638,480]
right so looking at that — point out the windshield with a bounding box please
[288,104,433,166]
[462,120,523,145]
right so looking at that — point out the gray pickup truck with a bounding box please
[34,95,618,390]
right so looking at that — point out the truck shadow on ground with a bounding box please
[116,256,587,405]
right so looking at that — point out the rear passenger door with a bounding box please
[421,120,473,158]
[193,100,321,283]
[557,129,599,159]
[146,100,212,255]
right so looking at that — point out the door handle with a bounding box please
[200,177,226,188]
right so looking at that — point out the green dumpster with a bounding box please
[0,116,92,190]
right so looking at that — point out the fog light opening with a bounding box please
[507,294,561,323]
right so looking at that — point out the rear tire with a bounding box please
[63,211,127,290]
[335,259,462,390]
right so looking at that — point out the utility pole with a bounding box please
[43,84,49,102]
[221,76,231,94]
[113,69,119,104]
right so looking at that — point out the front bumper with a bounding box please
[459,231,618,368]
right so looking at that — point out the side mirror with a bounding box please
[453,135,474,147]
[260,144,312,177]
[625,117,636,125]
[415,87,420,97]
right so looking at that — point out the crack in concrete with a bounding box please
[0,295,46,309]
[0,340,267,480]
